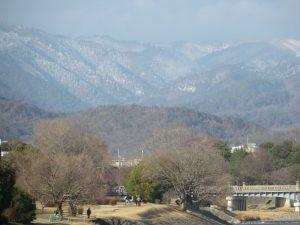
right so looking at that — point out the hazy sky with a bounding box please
[0,0,299,42]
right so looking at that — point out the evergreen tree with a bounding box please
[0,161,15,223]
[0,161,36,224]
[126,163,163,202]
[10,187,36,224]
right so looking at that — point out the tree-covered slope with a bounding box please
[0,97,59,141]
[70,105,268,156]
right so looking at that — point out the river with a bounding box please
[240,221,300,225]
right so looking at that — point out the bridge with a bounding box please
[226,182,300,212]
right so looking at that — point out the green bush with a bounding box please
[0,162,16,223]
[10,187,36,224]
[126,163,165,202]
[0,162,36,224]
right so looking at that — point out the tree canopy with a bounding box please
[143,134,230,210]
[0,161,36,224]
[12,118,110,215]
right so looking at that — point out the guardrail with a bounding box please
[49,215,94,223]
[49,215,63,222]
[232,184,299,192]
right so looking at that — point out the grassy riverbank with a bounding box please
[33,202,300,225]
[33,203,218,225]
[235,207,300,221]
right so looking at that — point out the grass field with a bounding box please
[33,202,201,225]
[33,202,300,224]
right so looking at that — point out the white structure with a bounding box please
[112,185,127,195]
[231,135,257,153]
[0,138,9,157]
[231,143,257,153]
[111,158,141,167]
[231,145,244,153]
[111,149,143,167]
[244,143,257,153]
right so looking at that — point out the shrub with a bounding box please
[10,187,36,224]
[126,163,164,202]
[95,196,121,205]
[96,196,109,205]
[243,216,261,221]
[77,206,83,215]
[2,208,16,222]
[0,162,36,224]
[154,199,161,204]
[109,198,117,206]
[45,201,55,207]
[0,162,16,223]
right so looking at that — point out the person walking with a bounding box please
[136,196,141,206]
[87,207,91,219]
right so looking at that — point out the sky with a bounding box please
[0,0,299,42]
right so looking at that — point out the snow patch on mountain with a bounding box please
[1,25,300,118]
[179,42,231,60]
[273,39,300,57]
[178,82,196,93]
[0,30,22,50]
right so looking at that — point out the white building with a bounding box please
[231,143,257,153]
[244,143,257,153]
[1,151,9,157]
[0,138,9,157]
[111,158,141,168]
[231,145,244,153]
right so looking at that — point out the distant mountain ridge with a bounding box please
[3,97,300,157]
[0,97,59,141]
[0,25,300,128]
[0,97,269,156]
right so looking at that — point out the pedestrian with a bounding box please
[87,207,91,219]
[137,196,141,206]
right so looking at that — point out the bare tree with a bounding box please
[144,127,195,153]
[14,119,110,215]
[239,149,274,184]
[144,135,229,210]
[270,165,298,184]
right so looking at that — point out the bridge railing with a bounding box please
[232,184,299,192]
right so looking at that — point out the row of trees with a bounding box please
[125,127,300,210]
[6,117,299,217]
[3,119,111,216]
[126,128,231,210]
[229,140,300,185]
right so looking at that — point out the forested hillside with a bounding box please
[69,105,268,156]
[3,98,300,157]
[0,97,59,141]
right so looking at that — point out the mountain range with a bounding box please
[0,25,300,130]
[0,97,270,156]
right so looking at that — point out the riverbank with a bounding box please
[235,207,300,222]
[33,203,223,225]
[33,202,300,225]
